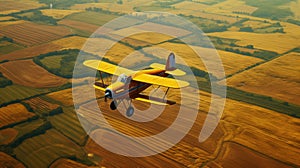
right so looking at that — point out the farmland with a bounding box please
[14,129,88,168]
[0,0,44,15]
[0,59,67,88]
[48,107,88,145]
[58,19,98,34]
[0,103,35,129]
[0,41,24,55]
[65,11,119,26]
[41,9,82,19]
[0,152,25,167]
[0,22,72,46]
[227,52,300,105]
[153,42,263,76]
[23,97,61,116]
[208,22,300,54]
[0,85,48,105]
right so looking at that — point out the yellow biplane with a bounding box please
[84,53,189,117]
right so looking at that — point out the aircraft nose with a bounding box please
[105,89,113,98]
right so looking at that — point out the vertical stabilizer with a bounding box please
[165,53,176,71]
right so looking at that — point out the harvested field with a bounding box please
[0,103,35,128]
[0,16,15,21]
[172,1,209,10]
[227,52,300,105]
[0,22,72,46]
[24,97,61,116]
[208,23,300,54]
[0,20,25,27]
[121,22,192,38]
[213,142,291,168]
[172,10,239,24]
[58,19,99,33]
[151,42,263,76]
[41,9,82,19]
[290,0,300,20]
[71,3,134,14]
[0,128,18,145]
[46,85,102,106]
[0,59,67,88]
[14,129,87,168]
[0,0,44,15]
[0,152,25,168]
[51,36,87,50]
[0,43,62,61]
[50,158,91,168]
[206,0,257,14]
[77,86,300,167]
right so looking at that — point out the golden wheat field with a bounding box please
[227,52,300,105]
[0,0,44,15]
[208,22,300,54]
[71,3,134,14]
[41,9,82,19]
[0,152,25,168]
[0,43,63,62]
[153,42,263,76]
[77,86,300,167]
[51,36,87,50]
[172,1,209,11]
[0,59,68,88]
[206,0,257,14]
[0,104,35,128]
[290,0,300,20]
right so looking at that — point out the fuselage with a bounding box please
[105,69,168,99]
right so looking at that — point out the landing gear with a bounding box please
[110,101,117,110]
[126,106,134,117]
[109,98,135,117]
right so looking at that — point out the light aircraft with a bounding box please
[84,53,189,117]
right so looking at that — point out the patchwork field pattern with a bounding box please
[14,129,87,168]
[227,52,300,105]
[152,42,263,76]
[0,103,35,128]
[41,9,82,19]
[0,22,72,46]
[0,59,67,88]
[0,0,44,15]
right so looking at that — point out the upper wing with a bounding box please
[133,73,189,88]
[83,60,135,76]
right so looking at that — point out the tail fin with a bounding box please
[150,52,186,76]
[165,53,176,71]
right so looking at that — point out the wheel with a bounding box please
[126,106,134,117]
[110,101,117,110]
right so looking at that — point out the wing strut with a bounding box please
[163,87,170,100]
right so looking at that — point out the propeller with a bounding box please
[98,92,111,102]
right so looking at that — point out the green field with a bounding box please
[0,41,24,55]
[14,129,88,168]
[0,85,48,106]
[49,107,87,146]
[40,55,63,69]
[66,11,118,26]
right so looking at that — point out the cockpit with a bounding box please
[117,74,131,84]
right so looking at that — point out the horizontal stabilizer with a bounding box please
[150,63,186,76]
